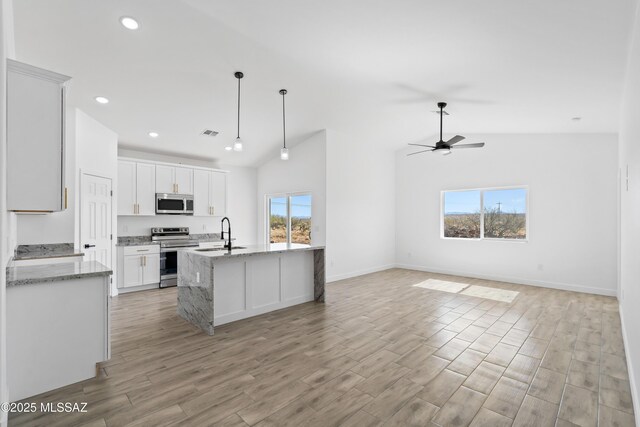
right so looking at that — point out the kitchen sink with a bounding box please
[195,246,247,252]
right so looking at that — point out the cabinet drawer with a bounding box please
[123,245,160,256]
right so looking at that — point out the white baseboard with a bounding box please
[327,264,396,283]
[395,263,617,297]
[116,283,159,294]
[618,304,640,421]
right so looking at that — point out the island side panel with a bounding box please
[314,248,325,302]
[177,251,215,335]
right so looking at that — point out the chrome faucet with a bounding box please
[221,217,232,250]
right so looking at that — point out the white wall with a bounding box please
[257,130,326,246]
[74,109,118,294]
[619,0,640,417]
[0,1,15,422]
[325,129,396,281]
[116,149,258,245]
[395,133,618,296]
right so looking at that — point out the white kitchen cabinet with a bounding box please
[175,167,193,194]
[156,165,193,194]
[117,161,136,216]
[155,165,175,194]
[211,171,227,217]
[193,169,227,217]
[122,253,143,287]
[117,160,156,216]
[7,60,71,212]
[136,163,156,215]
[142,253,161,285]
[193,169,210,216]
[117,245,160,289]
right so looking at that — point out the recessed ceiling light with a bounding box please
[571,117,582,121]
[120,16,139,30]
[94,96,109,104]
[148,131,159,138]
[224,146,232,151]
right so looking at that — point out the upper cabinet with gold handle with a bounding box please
[118,160,155,216]
[7,60,71,213]
[155,165,192,195]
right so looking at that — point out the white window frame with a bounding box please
[440,185,529,242]
[266,191,313,245]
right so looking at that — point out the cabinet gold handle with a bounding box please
[140,256,143,267]
[144,255,147,266]
[64,187,68,209]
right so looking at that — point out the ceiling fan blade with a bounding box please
[446,135,465,145]
[450,142,485,149]
[407,149,434,156]
[408,143,436,148]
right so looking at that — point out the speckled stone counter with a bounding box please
[177,244,325,335]
[116,233,226,247]
[7,260,113,287]
[13,243,84,261]
[116,236,157,247]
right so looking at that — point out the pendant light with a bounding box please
[279,89,289,160]
[233,71,244,152]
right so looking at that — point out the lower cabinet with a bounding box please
[117,245,160,290]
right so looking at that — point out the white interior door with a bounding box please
[81,173,113,268]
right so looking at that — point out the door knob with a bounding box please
[84,244,96,249]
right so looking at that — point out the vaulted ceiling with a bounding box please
[13,0,637,166]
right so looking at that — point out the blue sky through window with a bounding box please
[484,189,526,213]
[444,188,526,214]
[444,190,480,214]
[270,194,312,218]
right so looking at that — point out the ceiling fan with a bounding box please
[407,102,485,156]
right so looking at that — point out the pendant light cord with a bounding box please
[282,92,286,149]
[237,77,241,139]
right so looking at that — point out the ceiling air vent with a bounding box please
[201,129,219,137]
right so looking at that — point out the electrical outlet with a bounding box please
[537,264,544,271]
[408,252,412,258]
[330,260,334,267]
[123,225,128,232]
[203,224,207,231]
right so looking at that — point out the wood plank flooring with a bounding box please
[8,268,636,426]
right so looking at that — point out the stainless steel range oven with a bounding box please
[151,227,198,288]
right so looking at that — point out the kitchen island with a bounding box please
[177,243,325,335]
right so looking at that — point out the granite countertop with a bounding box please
[186,243,324,260]
[117,233,227,247]
[7,261,113,287]
[13,243,84,261]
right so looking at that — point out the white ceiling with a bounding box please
[13,0,637,166]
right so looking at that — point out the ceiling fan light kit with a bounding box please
[407,102,485,157]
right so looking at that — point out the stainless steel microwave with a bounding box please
[156,193,194,215]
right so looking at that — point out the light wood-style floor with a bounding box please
[9,268,636,427]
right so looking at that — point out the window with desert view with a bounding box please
[443,188,527,240]
[268,194,312,245]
